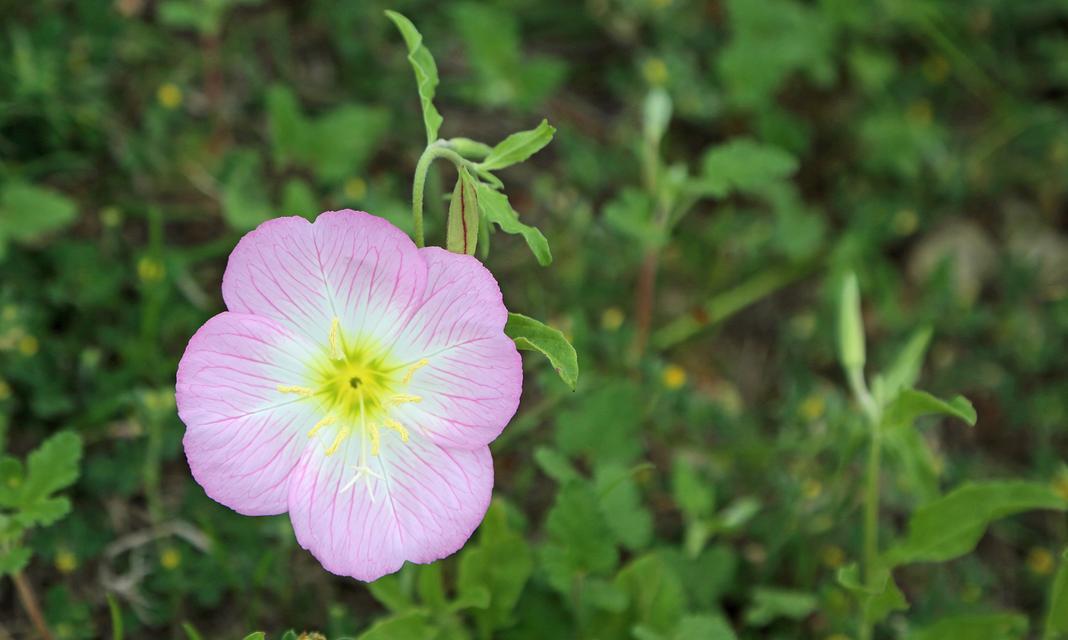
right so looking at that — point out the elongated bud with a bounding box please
[838,272,866,371]
[446,167,479,256]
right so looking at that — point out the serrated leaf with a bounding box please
[266,84,309,168]
[385,11,443,145]
[883,389,977,429]
[457,501,532,629]
[671,458,715,521]
[480,120,556,171]
[743,588,818,627]
[541,483,619,593]
[0,545,31,576]
[446,167,479,256]
[615,552,686,634]
[533,447,582,485]
[910,612,1028,640]
[886,481,1068,567]
[0,456,24,507]
[672,614,737,640]
[696,138,798,197]
[505,312,577,389]
[20,432,82,507]
[280,632,299,640]
[310,105,389,182]
[475,183,552,265]
[357,611,435,640]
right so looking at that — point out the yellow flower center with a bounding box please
[276,317,428,465]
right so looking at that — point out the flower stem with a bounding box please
[848,366,882,640]
[411,142,477,248]
[13,569,53,640]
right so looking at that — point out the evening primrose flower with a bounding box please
[176,211,522,581]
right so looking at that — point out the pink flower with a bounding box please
[175,211,522,581]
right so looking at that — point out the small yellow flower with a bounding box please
[641,57,669,87]
[800,394,825,421]
[821,545,845,568]
[344,177,367,201]
[1027,547,1055,576]
[157,83,183,109]
[160,547,181,570]
[601,307,624,331]
[55,549,78,573]
[893,209,919,236]
[802,478,823,500]
[18,335,38,357]
[137,256,165,283]
[662,364,687,389]
[100,207,122,228]
[922,56,950,84]
[1052,471,1068,501]
[907,100,933,125]
[0,379,10,401]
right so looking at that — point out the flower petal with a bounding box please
[222,211,427,346]
[177,312,319,516]
[390,248,522,449]
[286,430,493,581]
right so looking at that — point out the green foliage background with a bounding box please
[1,0,1067,638]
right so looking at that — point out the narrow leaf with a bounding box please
[385,11,443,144]
[481,119,556,171]
[911,613,1028,640]
[879,327,933,398]
[883,389,977,429]
[475,182,552,265]
[445,167,479,256]
[886,481,1068,567]
[1047,549,1068,638]
[505,312,578,389]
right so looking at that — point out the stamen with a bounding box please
[307,415,336,438]
[325,426,350,456]
[368,423,381,456]
[401,359,429,383]
[277,385,315,397]
[389,393,422,406]
[328,316,343,360]
[382,418,410,443]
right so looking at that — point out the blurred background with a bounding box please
[1,0,1067,638]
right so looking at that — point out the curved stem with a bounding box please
[411,143,477,248]
[12,570,53,640]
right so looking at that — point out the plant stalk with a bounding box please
[12,570,53,640]
[411,143,476,248]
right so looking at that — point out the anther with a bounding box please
[307,415,336,438]
[389,394,422,406]
[328,317,343,360]
[401,359,429,384]
[325,426,350,455]
[277,385,315,397]
[368,423,381,456]
[382,418,410,442]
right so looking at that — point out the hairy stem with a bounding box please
[411,143,474,248]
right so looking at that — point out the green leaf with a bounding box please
[480,120,556,171]
[0,546,31,577]
[266,84,309,168]
[221,151,271,230]
[181,623,204,640]
[0,182,77,249]
[281,178,318,219]
[671,458,715,521]
[910,612,1029,640]
[595,463,653,551]
[310,105,389,182]
[614,552,686,634]
[883,389,977,429]
[533,447,582,485]
[555,380,643,465]
[886,481,1068,567]
[1046,549,1068,638]
[505,312,577,389]
[475,183,552,265]
[385,11,443,145]
[19,432,82,508]
[107,594,124,640]
[280,632,299,640]
[447,137,493,160]
[696,138,798,197]
[541,483,619,594]
[366,574,412,613]
[836,563,908,624]
[357,611,435,640]
[743,588,818,627]
[671,614,737,640]
[241,634,266,640]
[457,501,533,631]
[837,272,865,371]
[877,327,933,400]
[446,167,479,256]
